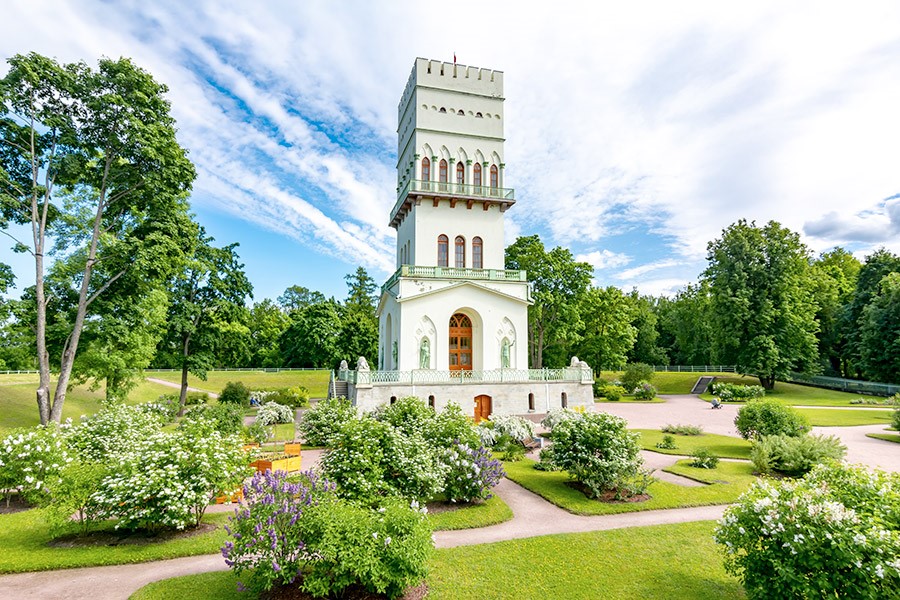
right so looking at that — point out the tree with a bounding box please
[154,229,253,412]
[658,282,713,365]
[626,292,668,365]
[0,53,195,423]
[810,247,860,376]
[505,235,593,368]
[280,299,343,368]
[858,273,900,383]
[843,248,900,377]
[339,267,378,364]
[247,299,290,367]
[704,220,819,389]
[277,285,325,313]
[575,286,636,370]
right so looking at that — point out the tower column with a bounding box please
[499,163,505,189]
[414,153,421,181]
[465,159,472,191]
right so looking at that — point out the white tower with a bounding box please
[377,58,531,388]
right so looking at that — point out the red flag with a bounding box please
[453,53,456,64]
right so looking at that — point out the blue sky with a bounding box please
[2,1,900,302]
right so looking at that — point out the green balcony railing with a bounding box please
[338,367,592,386]
[391,179,515,222]
[381,265,527,294]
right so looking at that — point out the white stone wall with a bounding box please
[350,380,594,417]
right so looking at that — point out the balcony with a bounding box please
[381,264,527,295]
[389,179,516,228]
[338,367,593,386]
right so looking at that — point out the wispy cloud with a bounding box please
[575,250,632,270]
[614,259,680,281]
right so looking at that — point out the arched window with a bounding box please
[561,392,568,409]
[456,162,465,186]
[473,236,483,269]
[437,235,449,267]
[528,393,535,412]
[455,236,465,268]
[490,165,498,190]
[439,107,446,113]
[476,112,483,118]
[457,110,464,116]
[439,159,448,183]
[390,396,397,405]
[421,157,430,182]
[473,163,482,188]
[428,395,435,408]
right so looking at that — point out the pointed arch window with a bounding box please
[421,157,430,182]
[472,236,483,269]
[490,165,498,191]
[439,159,448,183]
[437,234,449,267]
[473,163,482,188]
[455,236,465,268]
[456,161,465,185]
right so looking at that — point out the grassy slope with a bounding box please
[635,429,752,460]
[145,370,330,397]
[0,509,230,573]
[132,521,744,600]
[427,494,513,531]
[597,371,734,395]
[503,458,755,515]
[866,433,900,444]
[702,376,879,407]
[0,378,175,435]
[795,407,894,427]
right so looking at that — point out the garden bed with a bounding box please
[260,581,428,600]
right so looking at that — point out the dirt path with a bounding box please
[145,377,219,398]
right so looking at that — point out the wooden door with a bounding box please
[474,395,492,423]
[449,313,473,371]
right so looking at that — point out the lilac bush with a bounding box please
[441,441,505,503]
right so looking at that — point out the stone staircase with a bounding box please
[691,376,715,395]
[329,378,349,399]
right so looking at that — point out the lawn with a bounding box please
[427,494,513,530]
[635,429,752,460]
[503,458,756,515]
[131,520,744,600]
[596,396,666,404]
[701,376,877,407]
[145,370,330,397]
[598,371,734,395]
[0,509,230,573]
[795,407,894,427]
[0,378,175,435]
[866,433,900,444]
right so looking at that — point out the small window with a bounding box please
[476,112,483,118]
[439,159,448,183]
[438,234,449,267]
[428,395,435,408]
[490,165,498,189]
[456,162,465,185]
[421,157,430,182]
[390,396,397,405]
[457,110,464,116]
[439,107,446,113]
[561,392,568,408]
[473,237,483,269]
[528,393,535,411]
[473,163,482,187]
[455,236,465,268]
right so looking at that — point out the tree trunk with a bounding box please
[758,375,776,390]
[178,330,192,417]
[34,248,51,425]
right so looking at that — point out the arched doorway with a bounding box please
[474,394,492,423]
[449,313,473,371]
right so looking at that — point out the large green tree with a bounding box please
[843,248,900,378]
[246,299,290,367]
[626,292,668,365]
[857,272,900,383]
[704,220,819,389]
[154,229,252,411]
[277,285,326,313]
[657,282,714,365]
[0,53,195,423]
[575,286,636,370]
[505,235,593,368]
[810,247,860,376]
[338,267,378,364]
[279,299,343,368]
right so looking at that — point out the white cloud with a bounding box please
[614,259,680,281]
[575,250,632,270]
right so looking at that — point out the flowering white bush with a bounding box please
[0,424,70,505]
[477,414,534,446]
[441,442,505,503]
[711,382,766,401]
[256,401,294,426]
[92,426,249,530]
[541,408,584,430]
[67,404,162,462]
[715,463,900,599]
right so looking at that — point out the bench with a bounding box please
[521,436,544,450]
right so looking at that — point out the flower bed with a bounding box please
[283,442,302,456]
[252,454,301,473]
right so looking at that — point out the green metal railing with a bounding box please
[381,265,527,294]
[339,367,591,386]
[391,179,515,221]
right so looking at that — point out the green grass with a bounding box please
[866,433,900,444]
[145,370,330,397]
[795,407,894,427]
[596,396,666,403]
[598,371,735,395]
[0,509,230,573]
[0,378,175,435]
[427,494,513,531]
[503,458,756,515]
[131,520,744,600]
[702,376,876,407]
[635,429,752,460]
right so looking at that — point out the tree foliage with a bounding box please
[574,286,635,370]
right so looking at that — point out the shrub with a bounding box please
[540,407,584,430]
[599,385,626,401]
[251,387,310,408]
[661,424,704,436]
[545,412,643,498]
[715,463,900,600]
[591,378,607,398]
[656,435,677,449]
[494,434,526,462]
[181,403,244,435]
[256,401,294,426]
[750,433,846,476]
[44,461,108,534]
[373,396,434,436]
[441,441,505,503]
[422,402,479,449]
[894,397,900,431]
[710,382,765,402]
[93,427,249,531]
[0,424,70,506]
[689,448,719,469]
[734,399,810,440]
[141,395,180,422]
[243,421,271,445]
[320,417,445,502]
[185,391,209,406]
[481,415,533,443]
[219,381,251,406]
[298,396,356,447]
[622,362,654,392]
[67,404,162,462]
[633,381,657,400]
